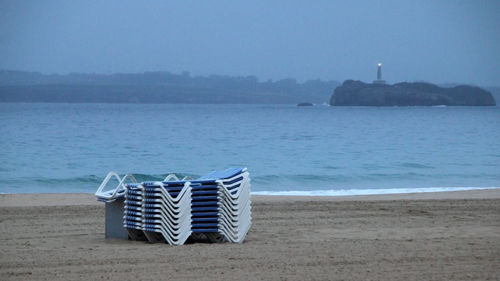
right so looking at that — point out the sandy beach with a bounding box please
[1,190,499,281]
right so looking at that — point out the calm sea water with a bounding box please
[0,103,499,195]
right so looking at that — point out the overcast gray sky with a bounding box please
[1,0,499,86]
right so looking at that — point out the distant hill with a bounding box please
[0,70,339,104]
[330,80,496,106]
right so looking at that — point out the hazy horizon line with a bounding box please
[1,68,499,88]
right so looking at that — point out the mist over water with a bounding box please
[1,103,499,194]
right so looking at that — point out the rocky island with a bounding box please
[330,80,496,106]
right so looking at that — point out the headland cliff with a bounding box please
[330,80,496,106]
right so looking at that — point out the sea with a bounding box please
[1,103,499,195]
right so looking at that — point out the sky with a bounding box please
[1,0,499,86]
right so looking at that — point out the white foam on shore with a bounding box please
[251,186,500,196]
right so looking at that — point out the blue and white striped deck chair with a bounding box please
[188,179,222,235]
[122,180,192,245]
[123,183,147,240]
[197,167,252,243]
[95,172,137,203]
[140,181,192,245]
[218,168,251,243]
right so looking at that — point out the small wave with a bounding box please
[322,165,341,170]
[253,174,353,184]
[399,162,434,169]
[252,186,499,196]
[34,175,101,185]
[18,173,201,186]
[0,167,12,172]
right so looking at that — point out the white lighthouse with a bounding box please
[373,63,386,84]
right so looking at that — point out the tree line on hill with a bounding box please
[0,70,339,104]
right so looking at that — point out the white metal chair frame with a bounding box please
[95,172,137,202]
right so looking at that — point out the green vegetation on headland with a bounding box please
[330,80,496,106]
[0,70,339,104]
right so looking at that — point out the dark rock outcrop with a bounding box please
[330,80,496,106]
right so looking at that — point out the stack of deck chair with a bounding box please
[121,167,251,245]
[198,168,252,243]
[124,181,193,245]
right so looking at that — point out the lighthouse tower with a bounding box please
[373,63,386,84]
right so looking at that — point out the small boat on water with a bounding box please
[297,102,313,107]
